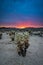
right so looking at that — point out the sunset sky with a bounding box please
[0,0,43,28]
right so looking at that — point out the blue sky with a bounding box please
[0,0,43,28]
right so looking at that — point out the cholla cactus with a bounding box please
[11,35,14,41]
[15,32,29,45]
[12,31,15,35]
[9,31,15,36]
[29,30,32,35]
[16,32,30,57]
[0,32,2,39]
[9,31,15,41]
[9,32,12,36]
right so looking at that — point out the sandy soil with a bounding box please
[0,33,43,65]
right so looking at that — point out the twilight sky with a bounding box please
[0,0,43,28]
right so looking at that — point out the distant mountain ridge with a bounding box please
[0,27,43,31]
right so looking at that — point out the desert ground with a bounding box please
[0,32,43,65]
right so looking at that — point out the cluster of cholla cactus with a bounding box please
[15,32,30,56]
[15,32,29,56]
[0,32,2,39]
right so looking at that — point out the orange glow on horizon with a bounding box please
[0,25,43,29]
[0,21,43,28]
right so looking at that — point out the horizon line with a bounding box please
[0,26,43,29]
